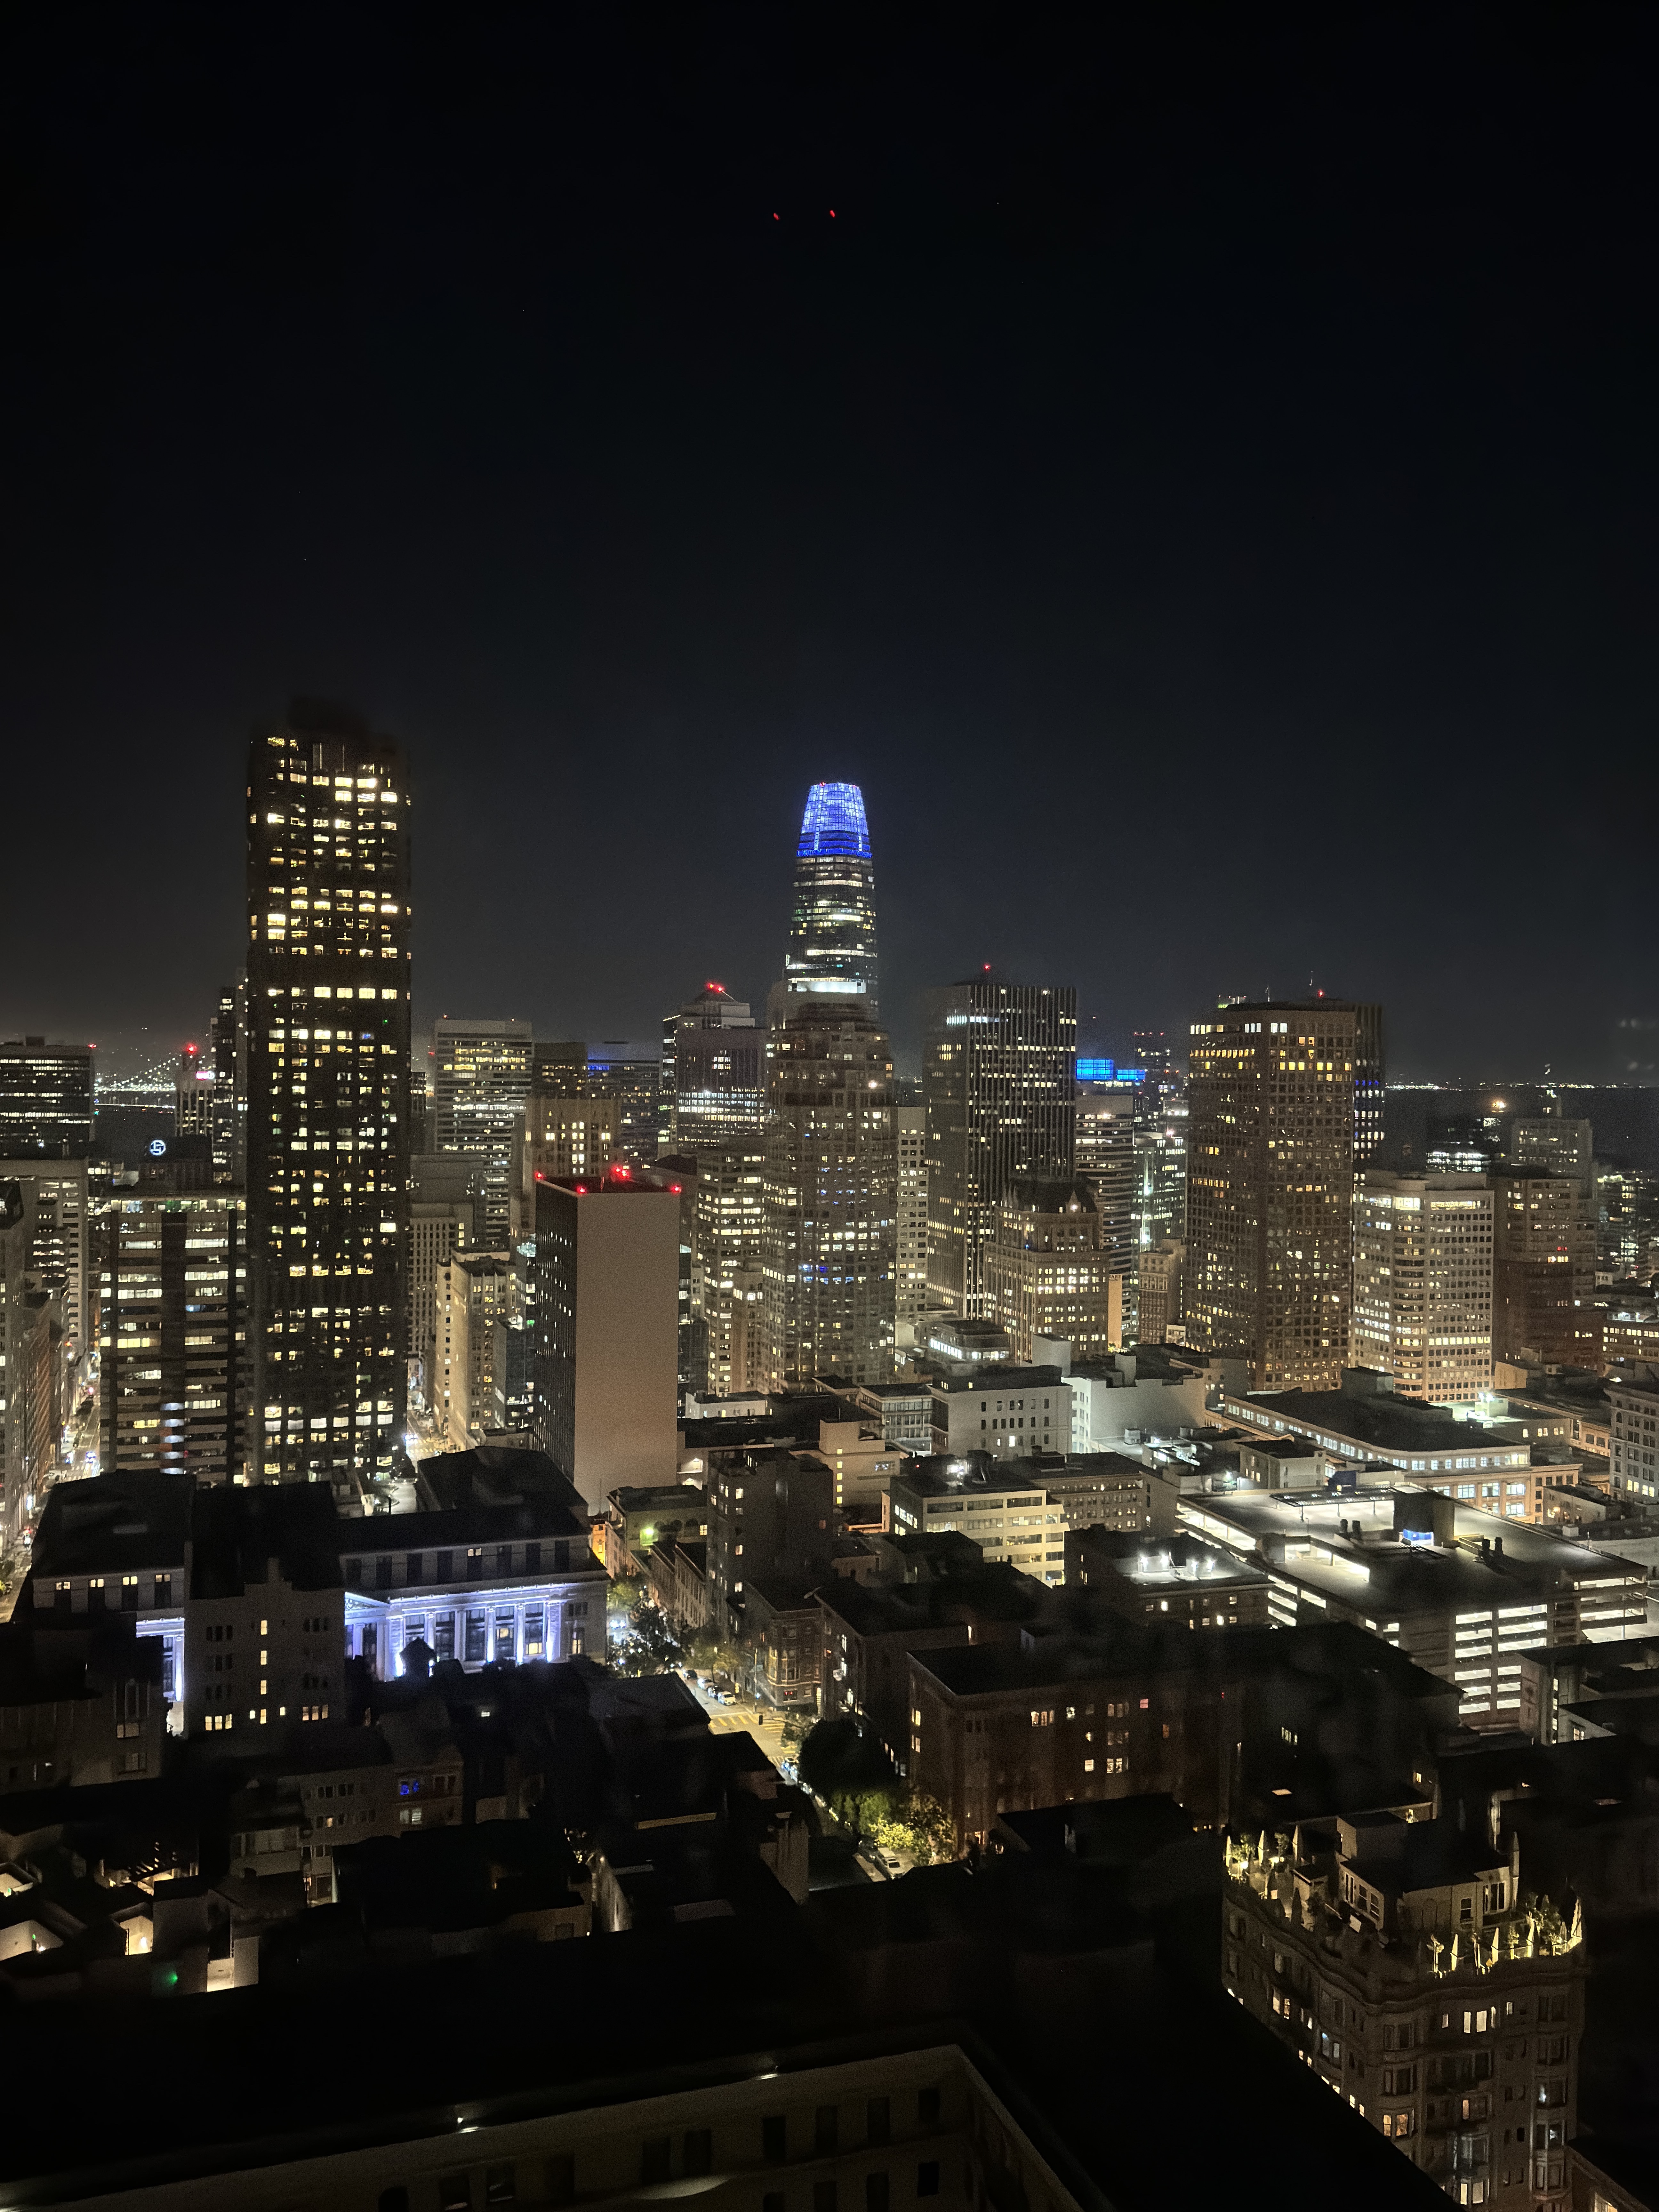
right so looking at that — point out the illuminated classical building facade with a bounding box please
[1225,1820,1583,2211]
[245,704,412,1486]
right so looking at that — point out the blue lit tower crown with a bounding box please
[784,781,879,1011]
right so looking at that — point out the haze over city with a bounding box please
[3,12,1659,2212]
[6,15,1658,1078]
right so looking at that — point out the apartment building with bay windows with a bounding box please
[1226,1816,1585,2212]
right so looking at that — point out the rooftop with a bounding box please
[1180,1486,1646,1609]
[891,1453,1050,1498]
[1227,1381,1489,1459]
[540,1168,676,1196]
[29,1468,193,1577]
[1333,1811,1508,1890]
[817,1562,1043,1638]
[914,1616,1453,1704]
[1038,1452,1160,1488]
[608,1484,709,1515]
[1001,1176,1098,1216]
[1068,1529,1273,1594]
[931,1364,1067,1398]
[191,1483,344,1600]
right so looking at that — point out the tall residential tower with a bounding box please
[245,704,412,1487]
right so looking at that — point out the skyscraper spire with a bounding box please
[783,781,879,1011]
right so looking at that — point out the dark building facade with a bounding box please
[0,1039,93,1158]
[924,982,1077,1319]
[531,1171,680,1511]
[1490,1167,1598,1372]
[245,704,413,1487]
[661,985,764,1153]
[100,1192,249,1485]
[910,1616,1455,1854]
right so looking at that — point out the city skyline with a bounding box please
[5,15,1659,2204]
[7,737,1655,1087]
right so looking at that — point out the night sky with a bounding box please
[5,8,1657,1081]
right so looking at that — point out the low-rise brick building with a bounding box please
[909,1616,1457,1853]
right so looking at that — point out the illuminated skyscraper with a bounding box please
[1352,1170,1494,1405]
[784,782,879,1012]
[689,1133,766,1395]
[986,1177,1123,1361]
[761,998,897,1387]
[1184,998,1381,1390]
[895,1102,928,1350]
[431,1017,535,1247]
[431,1019,535,1156]
[100,1192,249,1482]
[0,1039,93,1158]
[174,1042,215,1142]
[1074,1081,1138,1274]
[245,702,412,1487]
[661,985,764,1152]
[208,980,244,1180]
[923,982,1077,1318]
[582,1046,662,1169]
